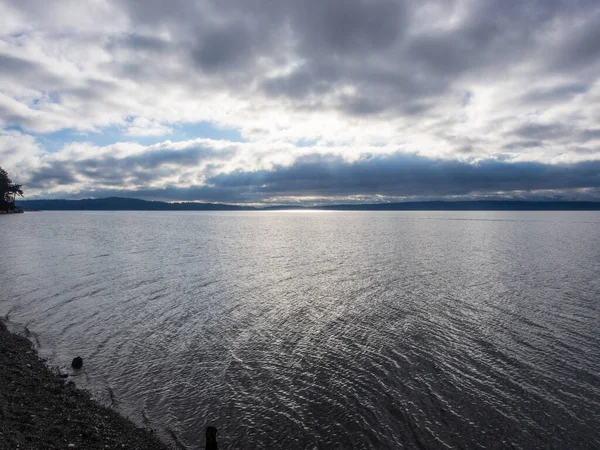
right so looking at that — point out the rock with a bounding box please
[71,357,83,370]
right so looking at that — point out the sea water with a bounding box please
[1,211,599,449]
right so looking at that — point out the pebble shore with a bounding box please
[0,321,171,450]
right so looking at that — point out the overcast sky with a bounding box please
[2,0,600,204]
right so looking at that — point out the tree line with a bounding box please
[0,167,24,213]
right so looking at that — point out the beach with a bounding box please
[0,320,171,450]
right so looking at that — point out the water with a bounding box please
[1,211,600,449]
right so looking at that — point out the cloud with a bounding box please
[521,83,588,105]
[512,123,571,141]
[206,152,600,199]
[25,139,238,190]
[2,0,600,202]
[14,138,600,204]
[0,129,46,180]
[192,25,258,73]
[125,118,173,136]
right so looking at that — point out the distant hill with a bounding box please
[313,200,600,211]
[16,197,255,211]
[16,197,600,211]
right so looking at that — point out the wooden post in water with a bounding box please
[206,426,218,450]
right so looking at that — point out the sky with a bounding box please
[1,0,600,205]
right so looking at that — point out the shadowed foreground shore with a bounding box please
[0,321,171,450]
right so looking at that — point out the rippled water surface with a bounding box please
[1,211,600,449]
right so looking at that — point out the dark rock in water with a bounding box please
[206,426,218,450]
[59,373,69,378]
[71,357,83,370]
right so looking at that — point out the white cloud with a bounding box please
[0,129,46,181]
[125,118,173,136]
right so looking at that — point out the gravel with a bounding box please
[0,320,172,450]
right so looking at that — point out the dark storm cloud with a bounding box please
[512,124,571,141]
[31,152,600,203]
[292,0,405,55]
[503,141,544,151]
[62,79,122,102]
[259,0,598,116]
[0,53,63,87]
[27,144,236,188]
[521,84,588,104]
[549,9,600,71]
[581,130,600,142]
[340,95,387,116]
[509,126,600,146]
[108,0,600,117]
[106,33,172,53]
[205,153,600,199]
[0,54,39,74]
[26,164,78,189]
[261,68,328,100]
[118,0,205,27]
[6,0,600,126]
[191,25,256,72]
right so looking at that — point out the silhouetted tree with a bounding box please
[0,167,24,212]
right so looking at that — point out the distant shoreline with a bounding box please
[16,197,600,211]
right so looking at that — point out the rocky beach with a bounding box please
[0,320,171,450]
